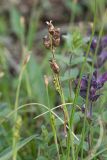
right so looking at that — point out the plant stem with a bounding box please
[90,102,93,118]
[12,64,25,160]
[49,31,75,160]
[45,82,60,160]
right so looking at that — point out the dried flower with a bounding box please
[44,75,49,87]
[23,54,30,66]
[46,20,55,35]
[52,28,60,47]
[43,35,51,49]
[75,70,107,101]
[49,59,60,74]
[43,20,60,49]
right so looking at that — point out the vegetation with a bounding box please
[0,0,107,159]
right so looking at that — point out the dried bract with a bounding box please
[43,20,60,48]
[44,75,49,87]
[23,54,30,66]
[52,28,60,47]
[49,59,60,74]
[43,35,51,49]
[46,20,55,35]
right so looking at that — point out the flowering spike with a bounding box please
[75,71,107,102]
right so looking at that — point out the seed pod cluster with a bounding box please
[43,20,60,49]
[49,59,60,74]
[43,35,51,49]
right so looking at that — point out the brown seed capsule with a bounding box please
[46,20,55,35]
[49,59,60,74]
[52,28,60,47]
[43,35,51,49]
[52,38,60,47]
[53,28,60,39]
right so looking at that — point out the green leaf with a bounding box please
[27,55,46,105]
[70,56,85,66]
[102,111,107,122]
[0,134,37,160]
[61,68,79,81]
[56,54,86,66]
[10,7,24,40]
[37,156,47,160]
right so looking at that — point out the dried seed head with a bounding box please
[45,20,61,48]
[23,54,30,66]
[49,59,60,74]
[52,28,60,47]
[52,37,60,47]
[53,28,60,39]
[44,75,49,87]
[46,20,55,35]
[20,16,25,28]
[43,35,51,49]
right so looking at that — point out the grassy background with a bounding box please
[0,0,107,159]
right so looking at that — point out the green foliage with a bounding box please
[0,17,8,34]
[0,134,37,160]
[10,7,24,41]
[0,1,107,159]
[63,30,83,54]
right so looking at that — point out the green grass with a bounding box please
[0,0,107,160]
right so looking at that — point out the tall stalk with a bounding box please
[12,55,30,160]
[44,76,60,160]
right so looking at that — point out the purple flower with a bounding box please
[96,50,107,67]
[91,37,97,50]
[101,36,107,49]
[75,71,107,101]
[89,36,107,67]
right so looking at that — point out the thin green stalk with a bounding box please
[49,33,70,137]
[48,26,77,159]
[25,69,32,97]
[12,57,29,160]
[0,102,80,128]
[51,114,60,160]
[69,22,95,160]
[69,1,98,158]
[80,3,106,160]
[54,74,69,135]
[12,66,24,160]
[22,47,32,97]
[80,7,106,160]
[84,117,103,160]
[54,74,75,160]
[45,80,60,160]
[67,54,75,160]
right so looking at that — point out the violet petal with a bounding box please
[101,36,107,49]
[97,72,107,85]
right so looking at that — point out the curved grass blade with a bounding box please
[0,134,37,160]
